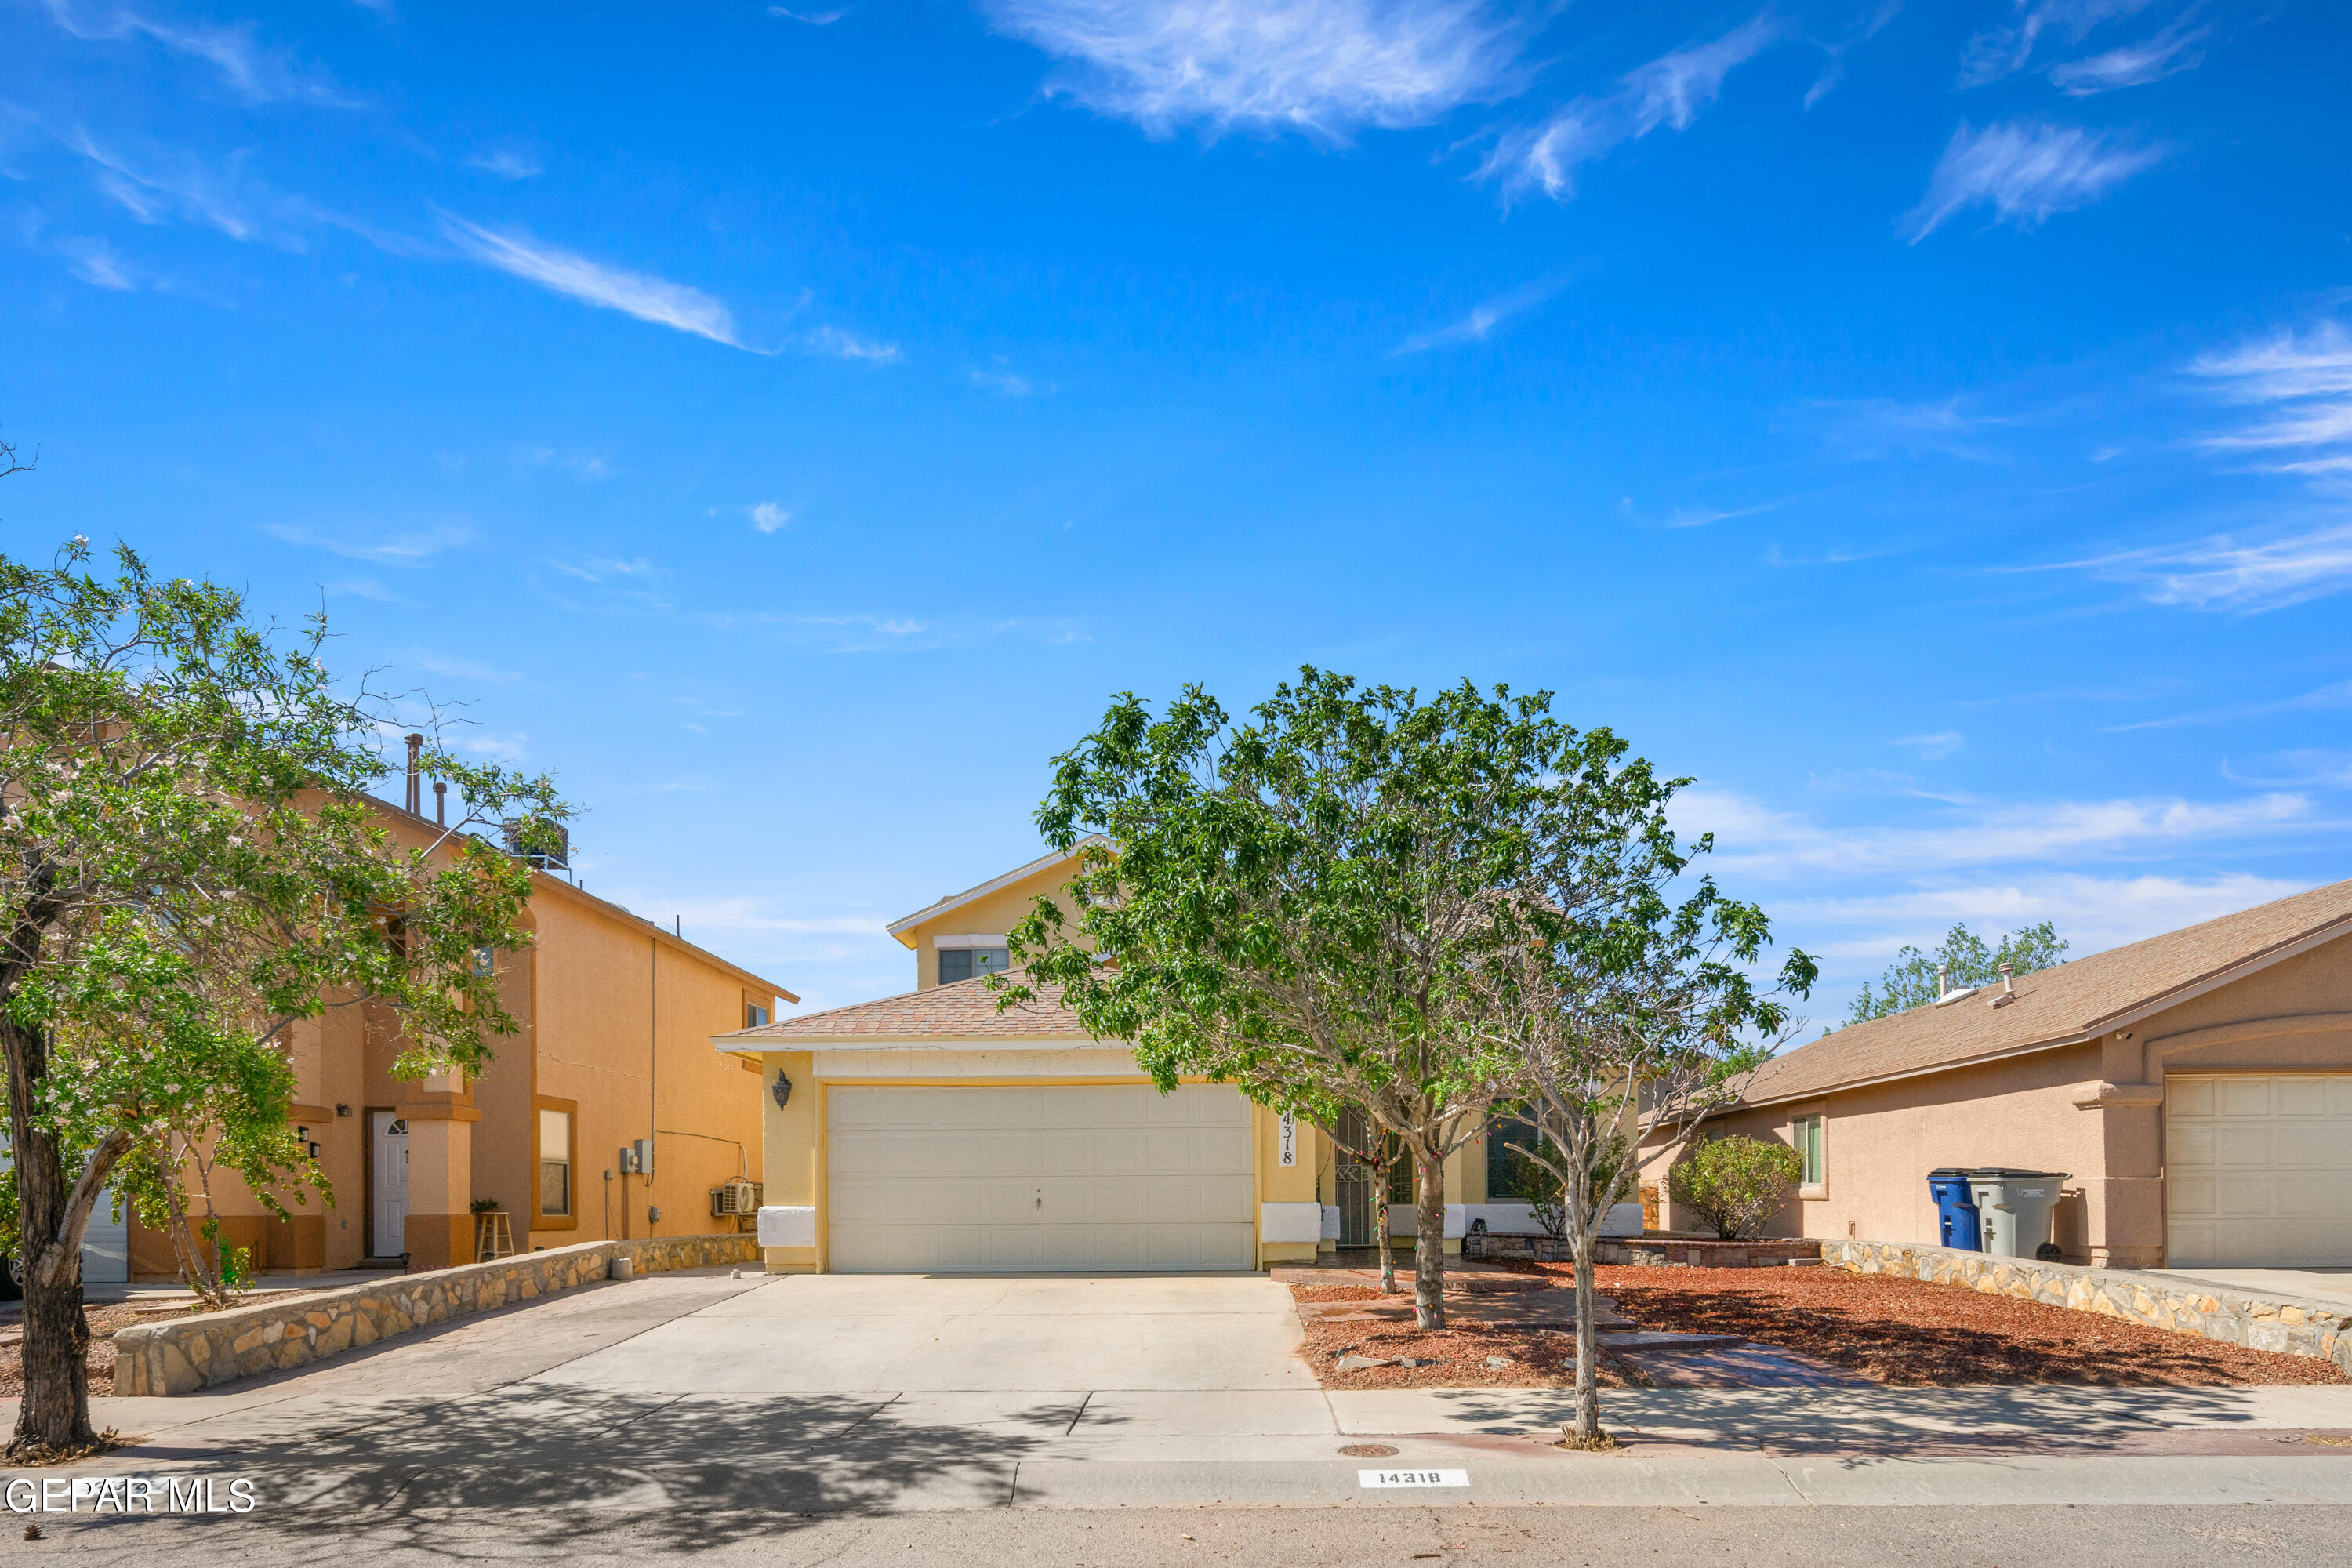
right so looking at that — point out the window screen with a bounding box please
[1794,1116,1824,1187]
[539,1108,572,1216]
[938,947,1010,984]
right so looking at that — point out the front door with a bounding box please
[371,1111,409,1258]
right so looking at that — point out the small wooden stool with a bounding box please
[474,1210,515,1262]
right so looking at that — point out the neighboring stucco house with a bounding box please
[717,846,1616,1274]
[125,785,795,1278]
[1656,879,2352,1271]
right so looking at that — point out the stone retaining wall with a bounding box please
[1463,1233,1823,1267]
[1824,1238,2352,1374]
[113,1232,759,1396]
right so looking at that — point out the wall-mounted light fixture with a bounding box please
[336,1104,352,1117]
[771,1071,793,1109]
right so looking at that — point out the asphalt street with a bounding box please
[15,1503,2352,1566]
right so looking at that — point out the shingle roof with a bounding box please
[1737,877,2352,1107]
[715,972,1094,1043]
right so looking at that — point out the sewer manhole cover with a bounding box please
[1340,1444,1399,1458]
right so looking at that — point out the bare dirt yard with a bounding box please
[1290,1264,2347,1391]
[0,1290,318,1396]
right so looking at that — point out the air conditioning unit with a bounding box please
[711,1180,763,1217]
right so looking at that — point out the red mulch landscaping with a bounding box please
[1293,1283,1637,1391]
[1290,1265,2349,1390]
[1575,1265,2346,1387]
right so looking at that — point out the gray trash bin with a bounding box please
[1966,1169,2069,1260]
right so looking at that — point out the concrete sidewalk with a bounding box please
[9,1265,2352,1515]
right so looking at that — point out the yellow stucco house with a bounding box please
[715,847,1630,1273]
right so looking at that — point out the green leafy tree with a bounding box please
[0,540,566,1457]
[1465,759,1813,1445]
[1847,921,2068,1024]
[1000,670,1563,1330]
[1668,1136,1803,1239]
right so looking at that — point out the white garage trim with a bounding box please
[2167,1073,2352,1269]
[824,1082,1257,1272]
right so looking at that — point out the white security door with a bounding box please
[2167,1075,2352,1268]
[372,1111,410,1258]
[826,1083,1255,1272]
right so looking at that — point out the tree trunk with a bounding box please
[1412,1144,1447,1331]
[1374,1165,1396,1294]
[1567,1160,1604,1446]
[3,1015,99,1457]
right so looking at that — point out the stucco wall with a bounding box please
[1662,1040,2106,1257]
[900,857,1076,990]
[1655,931,2352,1269]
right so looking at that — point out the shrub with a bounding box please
[1667,1135,1802,1240]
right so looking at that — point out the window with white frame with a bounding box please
[539,1108,572,1216]
[935,935,1011,985]
[1792,1114,1825,1189]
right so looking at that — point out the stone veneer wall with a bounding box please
[1464,1234,1823,1267]
[114,1232,759,1396]
[1825,1239,2352,1374]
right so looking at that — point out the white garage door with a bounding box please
[2167,1075,2352,1268]
[826,1083,1256,1272]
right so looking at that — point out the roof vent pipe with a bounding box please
[434,779,447,826]
[1936,964,1950,998]
[404,733,424,815]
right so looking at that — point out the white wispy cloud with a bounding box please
[2050,12,2209,93]
[1392,276,1560,353]
[67,130,274,245]
[803,325,901,362]
[1893,731,1965,760]
[1958,0,2164,88]
[970,358,1048,395]
[2060,524,2352,615]
[1480,15,1777,201]
[1823,396,2015,463]
[1682,784,2319,881]
[983,0,1525,140]
[439,214,746,348]
[265,519,474,564]
[2191,322,2352,456]
[1784,871,2310,973]
[466,149,542,180]
[44,1,360,107]
[770,5,850,21]
[53,232,132,289]
[751,502,790,532]
[1901,119,2161,241]
[2101,679,2352,733]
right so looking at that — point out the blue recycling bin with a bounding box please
[1928,1168,1982,1251]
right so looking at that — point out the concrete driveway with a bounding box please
[537,1272,1318,1394]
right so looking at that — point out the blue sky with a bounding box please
[5,0,2349,1020]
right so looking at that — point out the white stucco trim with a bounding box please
[1260,1202,1323,1244]
[1320,1204,1341,1241]
[757,1206,816,1248]
[1385,1203,1468,1240]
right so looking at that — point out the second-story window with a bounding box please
[745,1002,769,1028]
[937,944,1010,984]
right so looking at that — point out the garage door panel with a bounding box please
[2168,1074,2352,1269]
[826,1083,1257,1272]
[2217,1078,2274,1116]
[2215,1127,2273,1166]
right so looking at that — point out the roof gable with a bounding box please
[714,972,1091,1044]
